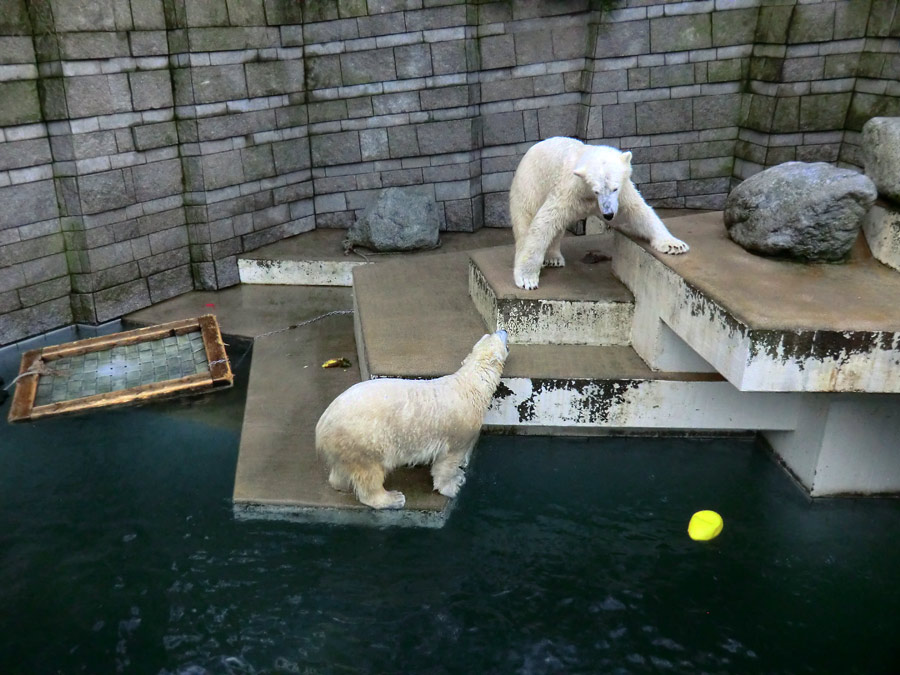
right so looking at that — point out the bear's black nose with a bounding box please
[603,212,614,221]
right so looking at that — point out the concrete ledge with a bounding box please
[862,200,900,274]
[239,228,515,286]
[238,258,362,286]
[487,377,799,430]
[467,235,634,346]
[615,213,900,393]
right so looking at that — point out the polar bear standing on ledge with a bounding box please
[509,137,689,290]
[316,330,509,510]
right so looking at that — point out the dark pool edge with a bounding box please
[232,500,453,529]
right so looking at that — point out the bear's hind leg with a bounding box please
[543,230,566,268]
[327,465,352,492]
[350,462,406,509]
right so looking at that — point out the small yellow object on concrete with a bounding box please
[688,510,723,541]
[322,358,352,369]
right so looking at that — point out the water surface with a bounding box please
[1,348,898,674]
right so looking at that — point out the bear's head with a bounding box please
[573,146,633,221]
[463,330,509,372]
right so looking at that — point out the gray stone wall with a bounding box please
[0,0,898,345]
[735,0,900,179]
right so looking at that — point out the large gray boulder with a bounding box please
[862,117,900,204]
[344,187,441,252]
[724,162,877,261]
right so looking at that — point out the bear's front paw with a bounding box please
[514,269,540,290]
[436,470,466,498]
[651,237,690,255]
[542,253,565,268]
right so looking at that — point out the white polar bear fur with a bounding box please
[315,331,509,510]
[509,136,689,290]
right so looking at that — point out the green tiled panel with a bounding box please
[33,330,209,407]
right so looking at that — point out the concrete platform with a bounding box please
[351,245,800,434]
[123,209,900,522]
[468,234,634,346]
[616,212,900,392]
[126,284,452,527]
[238,227,514,286]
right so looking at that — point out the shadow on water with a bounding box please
[2,343,900,674]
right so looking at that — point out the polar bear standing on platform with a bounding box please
[509,137,689,290]
[316,330,509,510]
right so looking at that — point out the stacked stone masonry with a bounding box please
[1,0,898,344]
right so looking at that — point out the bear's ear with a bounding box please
[573,166,588,180]
[621,151,632,166]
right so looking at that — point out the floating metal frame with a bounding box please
[7,315,232,423]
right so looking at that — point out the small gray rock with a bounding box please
[724,162,877,261]
[862,117,900,204]
[344,187,442,253]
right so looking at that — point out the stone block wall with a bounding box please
[735,0,900,179]
[0,0,897,345]
[0,2,71,342]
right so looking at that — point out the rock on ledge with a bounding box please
[724,162,877,262]
[344,187,442,253]
[862,117,900,204]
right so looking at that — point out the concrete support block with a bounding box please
[764,395,900,496]
[486,377,801,432]
[862,202,900,273]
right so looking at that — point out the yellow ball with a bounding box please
[688,510,723,541]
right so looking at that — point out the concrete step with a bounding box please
[617,212,900,393]
[468,233,634,346]
[238,227,514,286]
[351,242,792,433]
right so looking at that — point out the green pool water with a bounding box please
[1,344,899,674]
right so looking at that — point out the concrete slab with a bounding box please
[468,234,634,345]
[646,212,900,332]
[239,227,514,286]
[126,284,451,527]
[232,313,450,527]
[615,212,900,392]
